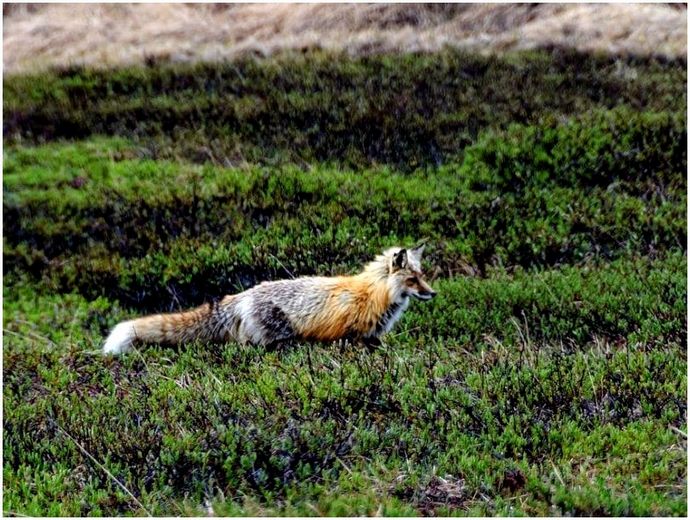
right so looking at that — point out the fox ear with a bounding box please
[410,241,426,258]
[392,249,408,271]
[409,239,428,263]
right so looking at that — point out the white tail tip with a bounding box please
[103,321,135,355]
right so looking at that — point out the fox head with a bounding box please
[389,242,437,301]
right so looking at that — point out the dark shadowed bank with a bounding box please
[3,48,687,516]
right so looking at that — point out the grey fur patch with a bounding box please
[251,278,331,322]
[256,303,295,341]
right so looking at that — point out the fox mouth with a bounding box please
[413,292,435,301]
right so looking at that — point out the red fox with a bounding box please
[103,244,436,354]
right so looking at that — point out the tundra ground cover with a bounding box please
[3,49,687,516]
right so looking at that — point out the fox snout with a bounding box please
[414,289,437,301]
[413,279,437,300]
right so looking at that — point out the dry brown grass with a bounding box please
[3,3,687,75]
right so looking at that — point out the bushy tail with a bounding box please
[103,300,232,355]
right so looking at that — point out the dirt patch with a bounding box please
[3,3,686,75]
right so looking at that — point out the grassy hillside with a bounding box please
[3,49,687,516]
[4,49,686,169]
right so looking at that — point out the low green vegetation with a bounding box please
[4,48,686,169]
[4,108,686,311]
[3,48,687,516]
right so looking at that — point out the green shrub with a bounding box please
[4,278,685,515]
[3,49,686,516]
[5,106,685,310]
[4,49,686,169]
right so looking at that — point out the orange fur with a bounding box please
[296,273,391,341]
[131,303,217,344]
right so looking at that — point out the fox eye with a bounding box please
[408,276,419,284]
